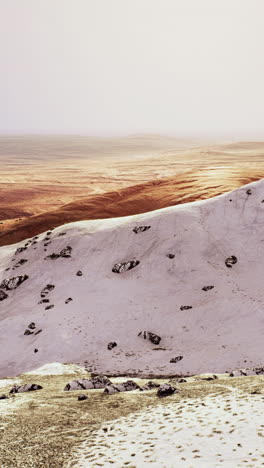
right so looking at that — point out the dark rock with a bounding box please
[34,329,42,336]
[246,189,252,195]
[65,298,73,304]
[45,246,72,260]
[0,394,8,400]
[107,342,117,350]
[167,254,175,259]
[140,381,160,391]
[13,259,28,269]
[40,284,55,298]
[112,260,140,274]
[46,231,52,235]
[64,376,112,391]
[24,329,34,336]
[78,394,88,401]
[34,348,38,353]
[60,246,72,258]
[76,271,83,276]
[202,285,214,291]
[58,232,66,236]
[157,383,178,398]
[180,305,192,311]
[138,331,161,345]
[38,299,50,304]
[225,256,237,268]
[28,322,36,330]
[45,305,54,310]
[0,274,29,291]
[170,356,183,363]
[10,384,43,394]
[0,290,8,301]
[15,246,27,255]
[104,380,140,394]
[133,226,151,234]
[230,367,264,377]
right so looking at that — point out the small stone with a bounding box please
[112,260,140,274]
[0,290,8,301]
[65,298,73,304]
[202,286,214,291]
[138,331,161,345]
[76,271,83,276]
[45,305,54,310]
[180,306,192,311]
[170,356,183,363]
[107,342,117,350]
[167,254,175,259]
[157,383,178,398]
[24,329,34,335]
[225,256,237,268]
[28,322,36,330]
[34,348,38,353]
[78,394,88,401]
[133,226,151,234]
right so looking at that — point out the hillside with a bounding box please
[0,179,264,378]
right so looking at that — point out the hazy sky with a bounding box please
[1,0,264,137]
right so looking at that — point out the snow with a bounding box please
[24,362,86,375]
[0,179,264,378]
[73,392,264,468]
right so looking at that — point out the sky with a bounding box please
[1,0,264,137]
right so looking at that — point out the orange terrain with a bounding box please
[1,136,264,246]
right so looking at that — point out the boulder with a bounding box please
[107,342,117,350]
[157,383,178,398]
[104,380,141,394]
[225,256,238,268]
[78,394,88,401]
[64,376,112,391]
[0,275,29,291]
[138,331,161,345]
[170,356,183,363]
[133,226,151,234]
[112,260,140,274]
[10,384,43,394]
[0,290,8,301]
[180,305,192,311]
[140,381,160,391]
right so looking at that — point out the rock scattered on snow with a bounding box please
[38,299,50,304]
[15,246,27,255]
[0,290,8,301]
[45,305,54,310]
[167,253,175,259]
[10,384,43,394]
[65,298,73,304]
[170,356,183,363]
[34,349,38,353]
[44,246,72,260]
[12,259,28,270]
[133,226,151,234]
[138,331,161,345]
[112,260,140,274]
[104,380,140,394]
[202,285,214,291]
[64,376,112,391]
[28,322,36,330]
[229,367,264,377]
[76,271,83,276]
[157,383,178,398]
[0,275,29,291]
[24,329,34,336]
[40,284,55,298]
[225,255,238,268]
[107,342,117,350]
[180,305,192,311]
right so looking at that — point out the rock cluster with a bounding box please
[0,275,29,291]
[64,376,112,391]
[157,383,178,398]
[133,226,151,234]
[104,380,140,394]
[0,290,8,301]
[45,246,72,260]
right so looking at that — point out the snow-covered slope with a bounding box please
[0,180,264,378]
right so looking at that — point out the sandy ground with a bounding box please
[73,391,264,468]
